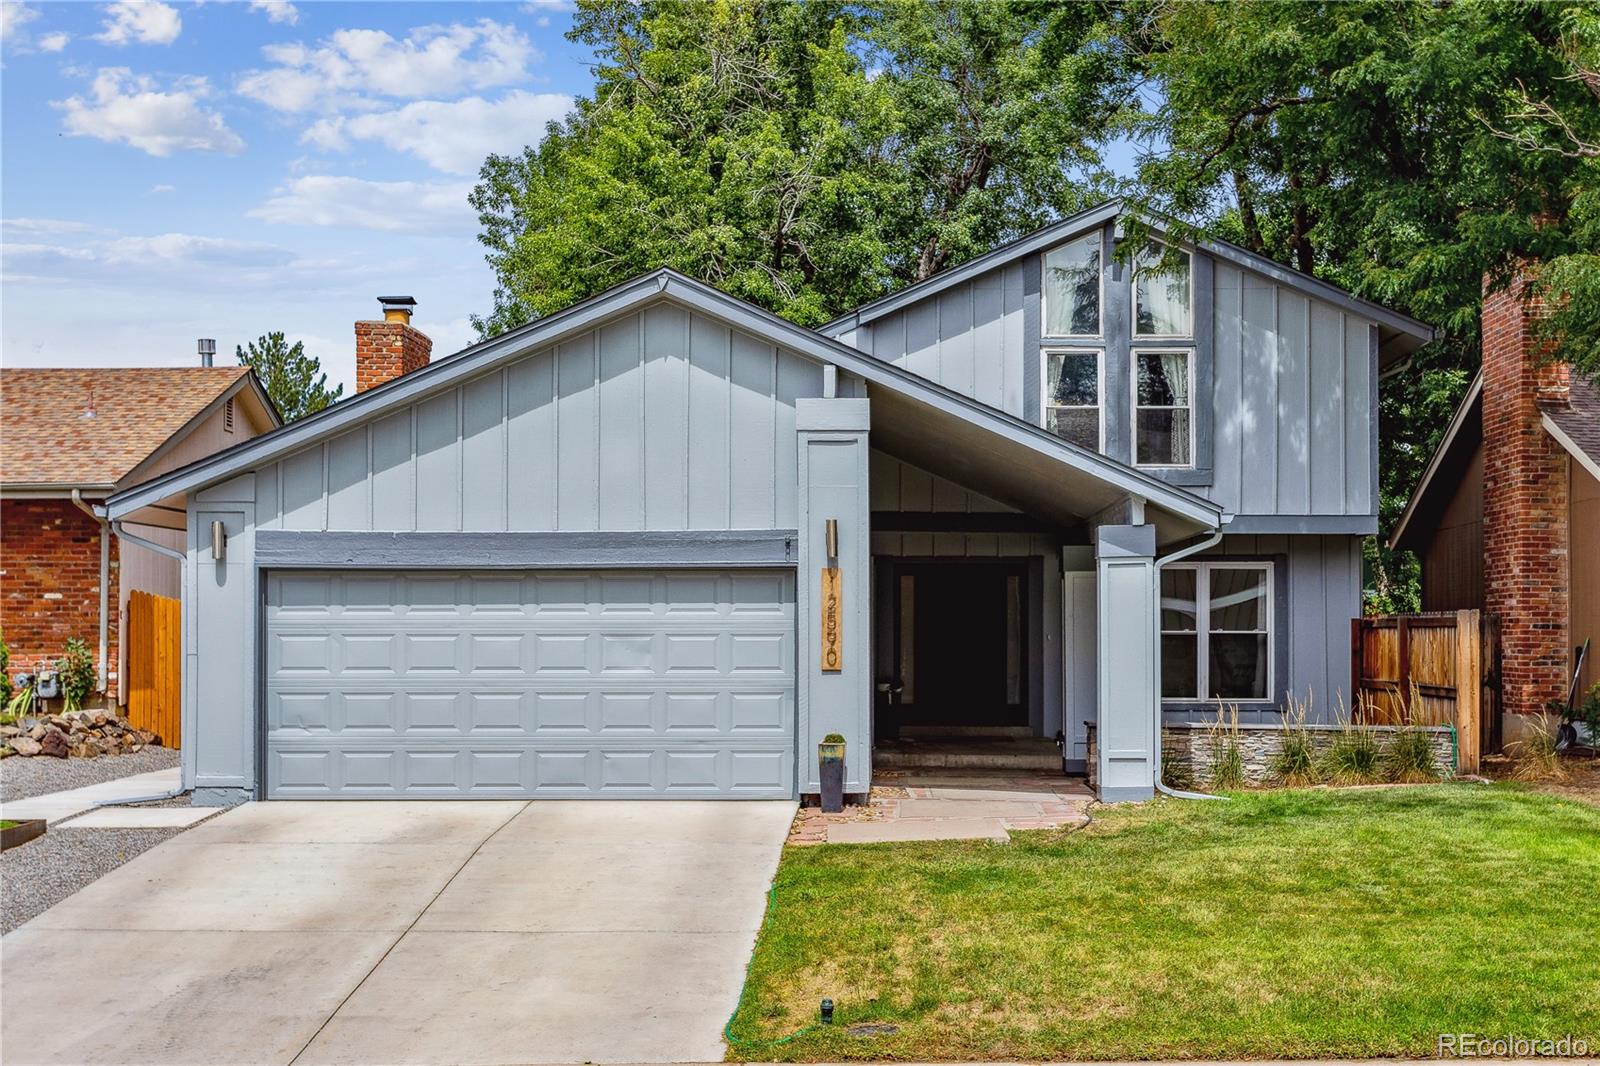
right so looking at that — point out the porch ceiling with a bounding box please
[868,387,1217,546]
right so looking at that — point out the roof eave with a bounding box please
[1389,372,1483,551]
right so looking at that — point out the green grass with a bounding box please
[0,820,15,830]
[727,785,1600,1061]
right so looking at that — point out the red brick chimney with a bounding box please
[355,296,431,393]
[1480,268,1571,720]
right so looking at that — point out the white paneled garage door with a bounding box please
[264,569,796,799]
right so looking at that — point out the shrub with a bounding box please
[1323,728,1382,785]
[0,630,11,709]
[1385,726,1441,783]
[57,637,96,713]
[1206,701,1245,791]
[1161,751,1195,791]
[1272,692,1322,787]
[1510,713,1566,782]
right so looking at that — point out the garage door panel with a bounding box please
[266,569,794,798]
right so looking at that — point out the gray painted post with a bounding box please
[1095,522,1157,802]
[796,398,872,796]
[188,474,257,805]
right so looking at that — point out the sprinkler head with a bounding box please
[820,998,834,1025]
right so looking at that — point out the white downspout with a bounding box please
[1152,524,1228,801]
[69,490,110,699]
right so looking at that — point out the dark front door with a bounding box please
[891,562,1028,727]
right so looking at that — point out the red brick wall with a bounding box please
[0,499,118,698]
[355,320,432,393]
[1480,272,1570,718]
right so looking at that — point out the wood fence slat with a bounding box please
[126,590,181,748]
[1353,610,1499,765]
[1455,608,1481,773]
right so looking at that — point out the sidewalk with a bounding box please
[0,766,182,825]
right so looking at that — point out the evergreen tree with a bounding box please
[236,332,344,422]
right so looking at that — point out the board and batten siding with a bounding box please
[255,306,825,533]
[1210,262,1374,518]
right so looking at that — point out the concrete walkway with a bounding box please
[0,766,181,825]
[791,770,1093,844]
[1,798,794,1066]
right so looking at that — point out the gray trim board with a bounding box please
[870,511,1071,536]
[253,529,800,569]
[821,200,1432,347]
[1099,784,1154,804]
[109,268,1222,531]
[1102,222,1131,464]
[1224,514,1379,535]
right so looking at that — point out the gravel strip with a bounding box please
[0,747,179,803]
[1,827,180,933]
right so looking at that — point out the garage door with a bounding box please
[264,569,795,799]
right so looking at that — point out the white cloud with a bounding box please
[1,218,110,237]
[37,30,69,52]
[150,183,175,193]
[249,175,474,234]
[302,91,571,174]
[55,68,244,156]
[3,232,295,290]
[249,1,299,26]
[237,19,538,113]
[1,3,40,44]
[93,1,182,46]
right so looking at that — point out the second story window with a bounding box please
[1134,349,1193,466]
[1045,348,1101,450]
[1134,242,1192,336]
[1042,234,1101,336]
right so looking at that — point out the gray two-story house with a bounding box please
[106,201,1431,804]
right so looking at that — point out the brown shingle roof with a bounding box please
[1541,375,1600,470]
[1,367,254,488]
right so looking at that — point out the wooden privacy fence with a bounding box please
[1350,609,1500,773]
[126,590,181,747]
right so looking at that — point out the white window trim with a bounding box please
[1160,561,1275,705]
[1131,240,1195,340]
[1042,347,1104,453]
[1131,346,1196,469]
[1040,232,1105,340]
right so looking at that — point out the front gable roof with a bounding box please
[108,269,1223,539]
[0,367,278,491]
[820,199,1435,363]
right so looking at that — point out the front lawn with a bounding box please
[728,786,1600,1060]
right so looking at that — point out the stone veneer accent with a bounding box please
[1086,721,1457,791]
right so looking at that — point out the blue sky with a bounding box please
[2,0,587,392]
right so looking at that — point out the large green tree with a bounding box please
[236,332,344,423]
[1115,0,1600,611]
[470,0,1130,336]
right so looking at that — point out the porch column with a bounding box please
[796,397,872,797]
[1095,523,1157,802]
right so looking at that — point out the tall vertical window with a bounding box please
[1160,563,1273,702]
[1134,242,1192,336]
[1134,349,1193,466]
[1045,349,1100,450]
[1042,234,1101,336]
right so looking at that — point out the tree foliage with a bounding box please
[1115,0,1599,609]
[236,332,344,423]
[470,0,1130,336]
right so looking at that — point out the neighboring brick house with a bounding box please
[1,366,279,703]
[1391,271,1600,727]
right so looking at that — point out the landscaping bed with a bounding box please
[727,784,1600,1060]
[0,745,178,804]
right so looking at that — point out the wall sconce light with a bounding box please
[210,520,227,562]
[825,518,838,563]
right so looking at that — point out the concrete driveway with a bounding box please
[1,799,794,1066]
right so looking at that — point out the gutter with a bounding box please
[69,490,110,699]
[1151,525,1228,801]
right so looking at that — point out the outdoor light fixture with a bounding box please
[211,520,227,562]
[820,999,834,1025]
[825,518,838,562]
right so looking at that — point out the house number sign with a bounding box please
[820,567,843,672]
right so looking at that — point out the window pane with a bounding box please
[1043,235,1100,335]
[1162,633,1199,698]
[1050,352,1098,407]
[1136,351,1190,406]
[1047,407,1099,450]
[1160,569,1197,631]
[1209,633,1268,699]
[1209,568,1266,632]
[1135,245,1191,335]
[1136,408,1192,465]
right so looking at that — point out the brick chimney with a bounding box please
[1480,268,1571,719]
[355,296,431,393]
